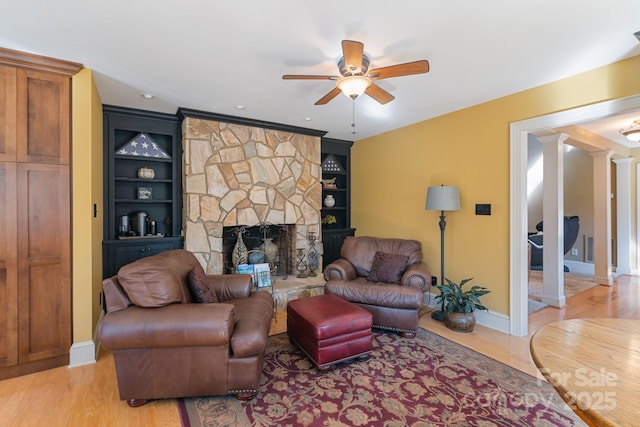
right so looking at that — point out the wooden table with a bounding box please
[530,318,640,427]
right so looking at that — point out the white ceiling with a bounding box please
[2,1,640,142]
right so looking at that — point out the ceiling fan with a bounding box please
[282,40,429,105]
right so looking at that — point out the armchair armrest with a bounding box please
[401,262,431,292]
[207,274,252,301]
[323,258,357,281]
[100,303,234,350]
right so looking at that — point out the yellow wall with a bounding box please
[352,55,640,315]
[71,68,103,344]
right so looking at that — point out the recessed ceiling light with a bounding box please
[235,105,246,110]
[304,117,312,121]
[140,93,154,99]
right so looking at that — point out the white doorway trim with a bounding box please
[509,94,640,337]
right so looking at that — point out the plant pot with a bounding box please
[444,311,476,333]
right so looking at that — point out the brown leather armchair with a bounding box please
[324,236,431,338]
[99,249,274,407]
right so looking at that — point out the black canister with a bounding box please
[118,215,129,236]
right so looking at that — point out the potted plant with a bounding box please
[435,277,490,333]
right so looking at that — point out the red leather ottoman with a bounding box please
[287,294,373,370]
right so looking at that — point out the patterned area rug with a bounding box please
[178,330,583,426]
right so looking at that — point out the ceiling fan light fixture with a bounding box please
[619,120,640,142]
[336,75,371,99]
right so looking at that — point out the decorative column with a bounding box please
[613,158,632,275]
[538,134,568,307]
[591,151,614,286]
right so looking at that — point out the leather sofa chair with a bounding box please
[324,236,432,338]
[99,249,274,407]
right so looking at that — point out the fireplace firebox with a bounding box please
[222,223,294,278]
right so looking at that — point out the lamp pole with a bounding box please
[425,185,460,322]
[432,210,448,321]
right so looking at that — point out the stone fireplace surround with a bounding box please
[180,110,326,276]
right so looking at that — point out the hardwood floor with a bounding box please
[1,275,637,426]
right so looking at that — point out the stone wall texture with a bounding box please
[182,117,322,274]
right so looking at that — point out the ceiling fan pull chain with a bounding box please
[351,98,357,134]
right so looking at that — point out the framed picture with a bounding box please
[253,263,272,288]
[137,187,152,200]
[237,264,254,276]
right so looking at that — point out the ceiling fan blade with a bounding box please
[315,87,342,105]
[342,40,364,73]
[282,74,337,80]
[365,83,395,105]
[369,60,430,80]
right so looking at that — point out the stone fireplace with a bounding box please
[181,115,323,275]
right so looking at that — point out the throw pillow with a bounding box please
[368,251,409,284]
[189,263,218,303]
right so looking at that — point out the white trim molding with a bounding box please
[510,94,640,337]
[68,310,104,368]
[69,341,96,368]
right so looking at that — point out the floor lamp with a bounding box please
[425,185,461,322]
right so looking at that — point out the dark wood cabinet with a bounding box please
[321,138,355,268]
[102,106,183,278]
[0,48,81,379]
[102,238,183,279]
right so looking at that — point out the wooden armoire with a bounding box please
[0,47,82,379]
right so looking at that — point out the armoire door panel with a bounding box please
[16,69,69,165]
[17,163,70,363]
[0,66,17,162]
[0,161,18,368]
[24,264,67,358]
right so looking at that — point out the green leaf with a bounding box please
[437,277,490,313]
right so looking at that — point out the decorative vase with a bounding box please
[444,311,476,333]
[324,194,335,208]
[231,228,248,270]
[260,237,278,267]
[248,249,265,264]
[137,166,155,179]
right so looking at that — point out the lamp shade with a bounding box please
[425,185,461,211]
[337,75,371,99]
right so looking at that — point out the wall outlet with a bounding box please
[571,248,579,256]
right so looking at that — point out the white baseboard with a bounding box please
[423,292,510,334]
[68,311,104,368]
[69,341,96,368]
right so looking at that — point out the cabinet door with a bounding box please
[322,229,355,268]
[0,161,17,368]
[17,163,71,363]
[16,69,70,165]
[112,241,178,273]
[0,66,17,162]
[112,243,149,273]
